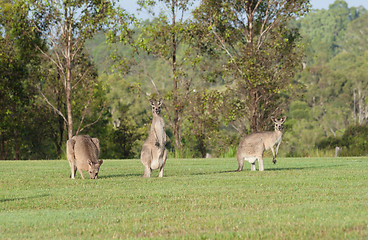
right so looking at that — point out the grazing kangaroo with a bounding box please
[66,135,103,179]
[237,116,286,172]
[140,99,168,177]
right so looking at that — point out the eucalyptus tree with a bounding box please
[194,0,310,133]
[136,0,201,156]
[30,0,131,139]
[342,14,368,124]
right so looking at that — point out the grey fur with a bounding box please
[66,135,103,179]
[236,116,286,171]
[140,99,168,177]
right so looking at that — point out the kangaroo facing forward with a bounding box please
[140,99,168,177]
[236,116,286,172]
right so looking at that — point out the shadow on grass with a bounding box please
[213,164,349,173]
[99,173,142,179]
[100,163,350,178]
[188,170,238,176]
[0,194,49,203]
[267,167,313,171]
[267,164,347,171]
[217,170,239,174]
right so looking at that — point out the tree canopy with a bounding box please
[1,0,368,159]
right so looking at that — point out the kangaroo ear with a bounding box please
[271,116,277,123]
[157,98,163,106]
[280,116,287,122]
[149,99,155,107]
[98,159,103,165]
[88,159,93,167]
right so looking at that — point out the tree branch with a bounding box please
[143,64,160,96]
[76,98,92,135]
[229,122,241,134]
[77,104,106,135]
[72,66,93,89]
[35,45,62,70]
[211,30,244,77]
[258,0,271,45]
[71,37,84,61]
[38,86,67,124]
[142,64,174,127]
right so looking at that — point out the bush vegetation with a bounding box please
[317,125,368,156]
[1,0,368,159]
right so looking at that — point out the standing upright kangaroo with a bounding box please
[140,99,168,177]
[237,116,286,171]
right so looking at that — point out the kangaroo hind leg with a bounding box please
[251,163,256,171]
[143,166,152,178]
[158,149,167,178]
[236,155,244,172]
[141,147,152,178]
[258,155,264,172]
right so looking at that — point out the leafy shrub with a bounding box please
[316,136,342,150]
[317,125,368,156]
[340,125,368,156]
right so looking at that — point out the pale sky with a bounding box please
[120,0,368,19]
[310,0,368,9]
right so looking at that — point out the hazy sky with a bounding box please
[310,0,368,9]
[121,0,368,18]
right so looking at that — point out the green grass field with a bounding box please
[1,157,367,239]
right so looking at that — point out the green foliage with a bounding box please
[316,136,341,150]
[105,105,145,159]
[1,158,368,239]
[0,0,46,159]
[29,0,133,140]
[341,125,368,156]
[2,0,368,159]
[341,13,368,54]
[194,0,309,132]
[298,0,365,65]
[317,125,368,156]
[286,1,368,157]
[134,0,207,156]
[221,144,237,158]
[84,0,368,159]
[288,101,311,120]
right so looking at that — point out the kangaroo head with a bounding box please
[149,98,163,115]
[271,116,286,131]
[87,159,103,179]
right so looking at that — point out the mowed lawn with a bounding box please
[0,157,367,239]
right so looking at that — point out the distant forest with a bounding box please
[1,0,368,160]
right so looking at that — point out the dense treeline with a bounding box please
[1,0,367,160]
[286,0,368,156]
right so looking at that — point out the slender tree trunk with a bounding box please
[65,9,73,140]
[0,134,4,160]
[353,90,356,123]
[246,1,254,46]
[358,87,363,125]
[55,89,64,158]
[196,135,206,158]
[57,115,64,158]
[201,114,207,158]
[249,90,258,133]
[198,134,206,158]
[66,67,73,139]
[14,129,20,160]
[246,2,258,133]
[171,0,182,156]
